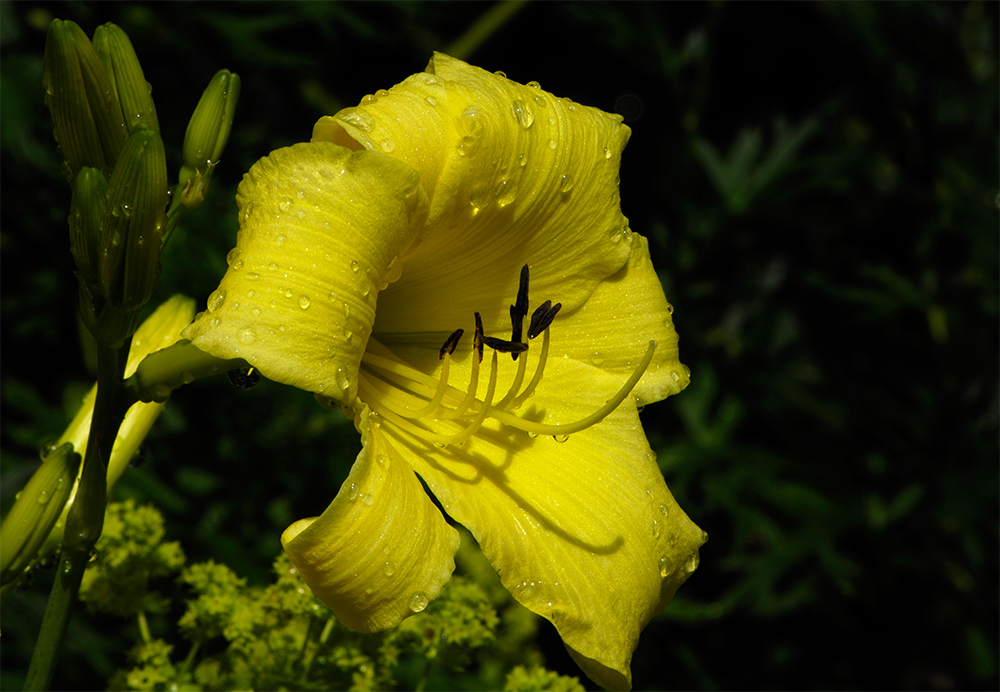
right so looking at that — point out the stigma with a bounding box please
[356,265,656,446]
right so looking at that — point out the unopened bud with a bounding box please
[179,69,240,209]
[1,443,81,588]
[68,166,107,289]
[97,125,168,346]
[92,22,159,133]
[42,19,127,179]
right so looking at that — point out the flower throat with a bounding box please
[357,265,656,446]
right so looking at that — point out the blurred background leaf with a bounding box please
[2,1,996,690]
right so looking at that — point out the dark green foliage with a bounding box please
[1,2,996,690]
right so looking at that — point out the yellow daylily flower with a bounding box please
[182,54,704,690]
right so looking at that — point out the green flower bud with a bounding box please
[92,22,159,134]
[68,166,107,290]
[97,125,168,346]
[0,443,81,588]
[42,19,127,179]
[179,69,241,209]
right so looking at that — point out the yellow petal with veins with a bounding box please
[315,53,634,339]
[182,142,429,402]
[281,406,461,631]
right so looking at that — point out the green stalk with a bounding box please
[25,340,132,691]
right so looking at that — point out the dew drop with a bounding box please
[511,99,534,128]
[425,96,438,106]
[559,174,574,193]
[339,107,375,133]
[238,329,257,345]
[37,488,51,505]
[408,592,429,613]
[226,248,241,265]
[246,272,259,281]
[659,503,670,517]
[527,80,541,89]
[604,146,612,160]
[348,483,359,501]
[383,561,395,577]
[652,519,661,538]
[278,200,291,212]
[547,139,557,150]
[350,260,361,272]
[376,454,389,468]
[589,351,605,365]
[684,552,700,573]
[207,289,226,312]
[360,492,374,506]
[299,295,311,309]
[335,368,351,391]
[671,370,681,382]
[380,139,395,153]
[553,433,569,443]
[658,556,672,578]
[495,178,516,207]
[276,235,286,247]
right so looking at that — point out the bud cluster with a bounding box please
[43,19,239,347]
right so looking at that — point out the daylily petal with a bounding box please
[313,53,634,338]
[281,406,461,631]
[383,372,704,691]
[553,234,690,407]
[182,141,429,401]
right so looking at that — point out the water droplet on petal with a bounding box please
[360,492,374,506]
[548,139,557,150]
[659,556,672,578]
[495,178,516,207]
[276,235,286,246]
[350,260,360,272]
[559,174,574,193]
[380,139,395,153]
[553,433,569,443]
[604,146,612,160]
[339,107,375,133]
[684,552,700,573]
[278,200,291,212]
[299,295,311,309]
[589,351,604,366]
[408,592,429,613]
[207,289,226,312]
[383,560,395,577]
[238,329,256,345]
[659,503,670,517]
[511,99,534,128]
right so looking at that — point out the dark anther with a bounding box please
[482,335,529,354]
[439,329,464,359]
[474,312,485,363]
[528,301,562,339]
[227,367,261,390]
[509,264,531,359]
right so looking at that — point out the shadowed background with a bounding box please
[2,2,997,690]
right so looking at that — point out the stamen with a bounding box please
[509,326,550,408]
[482,336,528,354]
[439,329,463,359]
[528,301,562,339]
[492,341,657,437]
[509,264,530,359]
[474,312,485,363]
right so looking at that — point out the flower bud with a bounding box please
[179,69,241,209]
[0,443,81,588]
[92,22,159,134]
[96,124,168,346]
[68,166,107,290]
[42,19,127,179]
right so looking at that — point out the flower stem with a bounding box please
[24,340,130,691]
